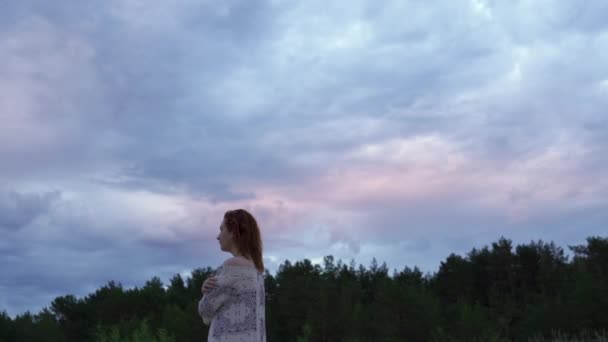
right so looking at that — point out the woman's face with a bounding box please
[216,219,234,252]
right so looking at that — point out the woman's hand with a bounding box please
[201,276,218,295]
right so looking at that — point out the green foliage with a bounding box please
[0,310,16,341]
[1,235,607,341]
[528,329,608,341]
[94,320,175,342]
[295,323,312,342]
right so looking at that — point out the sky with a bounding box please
[1,0,607,317]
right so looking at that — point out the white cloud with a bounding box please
[1,0,607,316]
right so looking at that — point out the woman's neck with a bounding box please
[230,250,251,261]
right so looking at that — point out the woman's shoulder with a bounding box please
[222,256,255,268]
[219,257,261,279]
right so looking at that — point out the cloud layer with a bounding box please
[1,0,607,316]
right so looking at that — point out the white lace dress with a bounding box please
[198,265,266,342]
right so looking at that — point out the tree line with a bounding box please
[1,236,607,341]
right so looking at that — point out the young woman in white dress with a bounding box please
[198,209,266,342]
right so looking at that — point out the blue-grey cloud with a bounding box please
[1,0,607,316]
[0,190,60,231]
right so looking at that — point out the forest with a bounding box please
[1,236,607,341]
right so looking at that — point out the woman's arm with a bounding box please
[198,284,233,324]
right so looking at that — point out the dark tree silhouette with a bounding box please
[1,236,607,341]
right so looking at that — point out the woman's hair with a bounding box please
[223,209,265,273]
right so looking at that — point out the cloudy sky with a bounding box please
[2,0,607,316]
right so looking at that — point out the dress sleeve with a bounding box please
[198,284,233,325]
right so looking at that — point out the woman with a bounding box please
[198,209,266,341]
